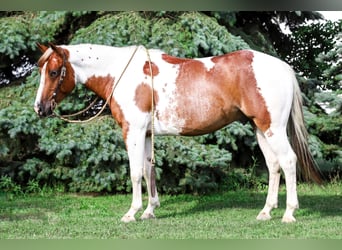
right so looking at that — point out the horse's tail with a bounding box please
[288,74,323,184]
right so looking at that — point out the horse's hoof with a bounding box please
[121,215,136,223]
[140,212,156,220]
[282,215,296,223]
[256,212,272,221]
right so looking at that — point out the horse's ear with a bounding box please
[48,42,58,51]
[37,43,48,53]
[48,42,65,58]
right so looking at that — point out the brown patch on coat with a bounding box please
[110,98,130,148]
[134,83,159,113]
[162,54,191,64]
[212,51,271,132]
[85,75,130,145]
[85,75,114,100]
[170,50,271,135]
[143,61,159,77]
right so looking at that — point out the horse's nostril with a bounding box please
[34,103,46,117]
[34,104,40,114]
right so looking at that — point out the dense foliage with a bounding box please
[286,20,342,90]
[0,11,341,194]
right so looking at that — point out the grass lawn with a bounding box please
[0,182,341,239]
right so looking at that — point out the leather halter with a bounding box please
[52,52,67,102]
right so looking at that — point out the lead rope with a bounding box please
[56,97,99,118]
[144,47,156,198]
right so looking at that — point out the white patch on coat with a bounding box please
[251,50,294,130]
[196,57,216,71]
[149,51,186,135]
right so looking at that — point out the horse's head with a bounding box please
[34,43,75,117]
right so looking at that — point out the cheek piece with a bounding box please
[51,52,67,105]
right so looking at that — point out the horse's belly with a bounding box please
[154,104,243,136]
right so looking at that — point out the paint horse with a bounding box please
[34,43,321,223]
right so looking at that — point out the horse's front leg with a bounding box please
[121,129,146,223]
[141,136,160,220]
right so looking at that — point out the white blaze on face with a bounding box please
[34,62,47,114]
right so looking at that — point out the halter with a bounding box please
[51,52,67,103]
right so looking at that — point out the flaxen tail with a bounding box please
[288,75,323,184]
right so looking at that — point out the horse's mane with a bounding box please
[37,48,53,68]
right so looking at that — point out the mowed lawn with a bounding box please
[0,182,341,239]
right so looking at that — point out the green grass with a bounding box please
[0,182,341,239]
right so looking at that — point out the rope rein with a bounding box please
[58,97,99,118]
[144,47,156,167]
[144,47,157,198]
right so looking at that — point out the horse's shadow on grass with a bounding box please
[157,189,342,220]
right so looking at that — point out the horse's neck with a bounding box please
[66,44,137,84]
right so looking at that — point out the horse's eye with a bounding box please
[49,70,58,78]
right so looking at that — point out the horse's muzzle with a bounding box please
[34,102,54,118]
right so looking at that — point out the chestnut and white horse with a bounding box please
[34,43,321,223]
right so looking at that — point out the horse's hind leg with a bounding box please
[256,129,281,221]
[141,136,160,220]
[263,127,299,223]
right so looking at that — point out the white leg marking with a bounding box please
[264,127,299,223]
[121,129,146,223]
[141,137,160,220]
[256,130,280,221]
